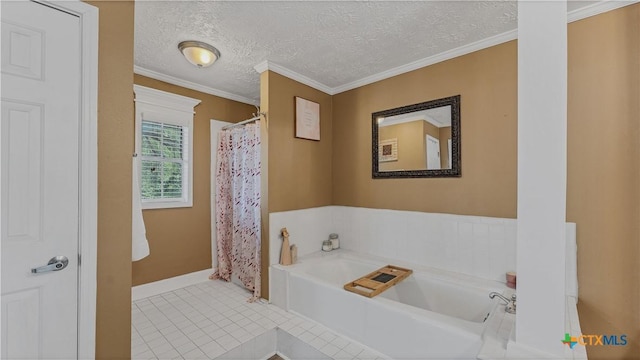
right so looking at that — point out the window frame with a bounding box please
[133,85,201,209]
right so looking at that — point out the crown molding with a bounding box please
[133,65,258,106]
[568,0,639,23]
[252,29,518,96]
[333,29,518,95]
[379,117,446,129]
[253,60,269,74]
[253,60,333,95]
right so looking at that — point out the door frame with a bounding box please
[37,1,98,358]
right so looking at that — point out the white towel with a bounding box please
[132,157,150,261]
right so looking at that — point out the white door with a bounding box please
[1,1,81,358]
[426,134,441,170]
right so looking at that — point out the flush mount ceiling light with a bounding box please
[178,41,220,68]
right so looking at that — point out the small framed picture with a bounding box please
[295,96,320,141]
[379,138,398,162]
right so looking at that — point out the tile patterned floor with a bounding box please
[132,280,387,360]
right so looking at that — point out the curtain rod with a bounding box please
[222,112,267,130]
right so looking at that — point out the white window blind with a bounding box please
[140,120,188,201]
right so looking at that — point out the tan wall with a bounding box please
[567,5,640,359]
[261,71,332,299]
[132,75,255,286]
[379,121,426,171]
[265,71,333,213]
[332,41,518,218]
[423,121,440,141]
[84,1,134,358]
[333,5,639,360]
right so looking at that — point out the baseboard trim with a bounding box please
[132,268,213,301]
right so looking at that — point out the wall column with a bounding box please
[515,0,567,356]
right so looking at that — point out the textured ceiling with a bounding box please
[134,1,599,103]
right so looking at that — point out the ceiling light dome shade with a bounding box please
[178,41,220,68]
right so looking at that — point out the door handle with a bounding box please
[31,256,69,274]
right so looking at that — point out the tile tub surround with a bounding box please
[269,206,577,296]
[269,207,334,267]
[131,279,387,360]
[332,206,518,283]
[269,206,517,282]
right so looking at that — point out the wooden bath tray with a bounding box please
[344,265,412,298]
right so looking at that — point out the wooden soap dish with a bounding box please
[344,265,413,298]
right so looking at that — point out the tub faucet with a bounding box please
[489,292,516,314]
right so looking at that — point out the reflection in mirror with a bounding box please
[372,95,460,178]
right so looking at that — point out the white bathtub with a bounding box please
[271,250,506,359]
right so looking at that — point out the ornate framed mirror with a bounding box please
[372,95,461,178]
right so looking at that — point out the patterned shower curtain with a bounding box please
[211,122,261,301]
